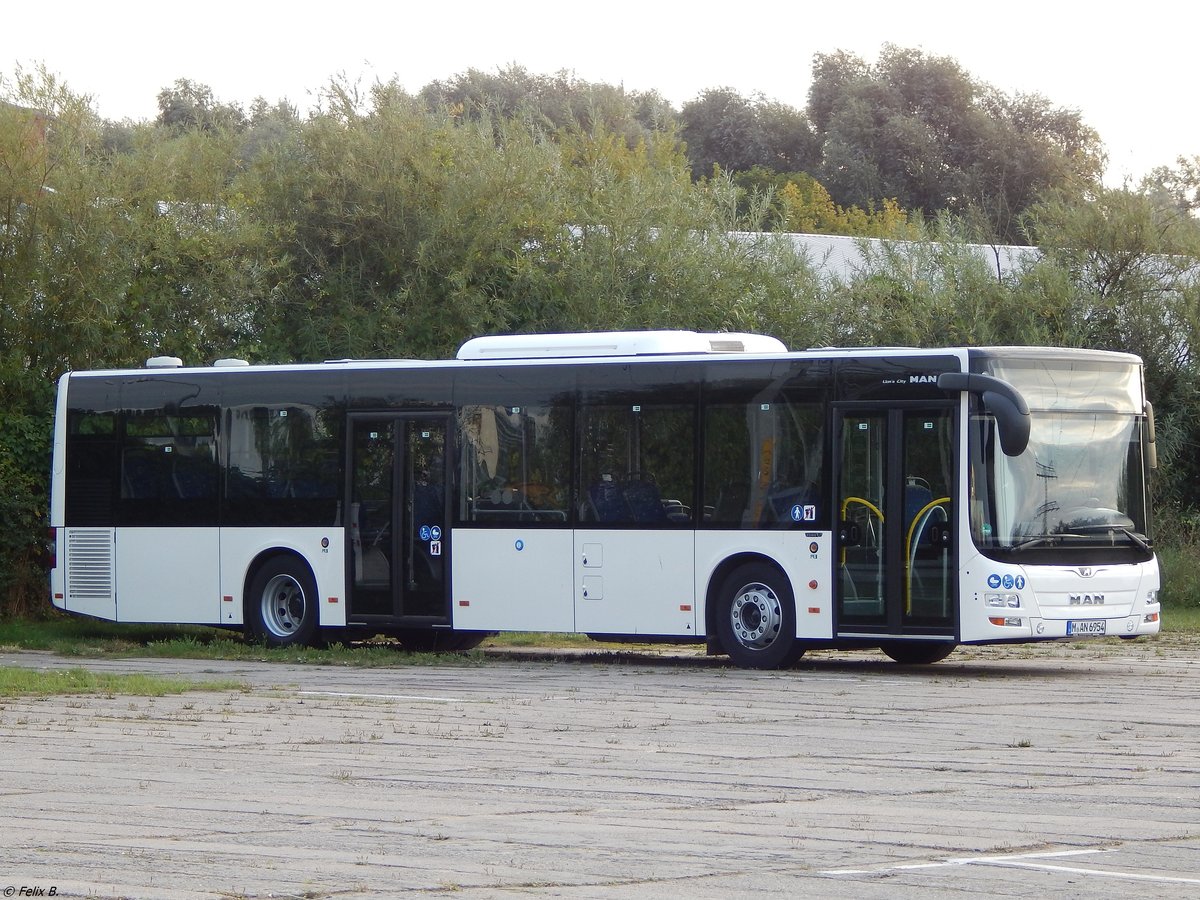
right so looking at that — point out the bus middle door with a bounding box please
[348,413,451,627]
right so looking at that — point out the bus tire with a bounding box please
[716,563,801,670]
[245,555,319,648]
[880,641,956,665]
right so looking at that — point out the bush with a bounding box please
[0,412,52,616]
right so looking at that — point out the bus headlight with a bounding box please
[1145,590,1159,606]
[986,593,1021,608]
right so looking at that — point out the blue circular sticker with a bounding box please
[430,526,442,541]
[987,574,1002,589]
[1002,574,1015,590]
[1015,575,1026,590]
[515,539,524,551]
[419,525,431,542]
[790,505,803,522]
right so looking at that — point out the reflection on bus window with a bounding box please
[458,404,571,524]
[225,405,341,526]
[704,400,824,528]
[970,413,1148,551]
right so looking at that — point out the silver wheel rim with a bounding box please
[261,573,307,638]
[730,581,783,650]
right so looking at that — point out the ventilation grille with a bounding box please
[66,529,115,603]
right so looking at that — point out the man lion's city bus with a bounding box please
[48,331,1161,668]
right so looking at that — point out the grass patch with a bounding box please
[0,615,492,666]
[1163,606,1200,633]
[0,665,242,697]
[1157,539,1200,611]
[483,631,600,649]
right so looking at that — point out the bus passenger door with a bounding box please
[348,414,451,625]
[835,406,956,636]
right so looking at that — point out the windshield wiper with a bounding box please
[1005,534,1083,551]
[1116,528,1152,552]
[1005,529,1151,553]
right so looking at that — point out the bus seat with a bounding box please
[121,447,169,499]
[622,479,668,523]
[172,454,217,499]
[587,479,630,523]
[905,481,934,545]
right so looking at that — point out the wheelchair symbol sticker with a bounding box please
[419,525,431,541]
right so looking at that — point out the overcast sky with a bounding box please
[6,1,1196,185]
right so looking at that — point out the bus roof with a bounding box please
[455,331,788,359]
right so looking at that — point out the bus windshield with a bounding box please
[969,358,1151,559]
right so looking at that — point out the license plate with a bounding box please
[1067,619,1106,636]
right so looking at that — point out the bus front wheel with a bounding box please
[716,563,803,670]
[246,556,319,648]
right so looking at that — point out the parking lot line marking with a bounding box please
[297,690,470,702]
[823,847,1200,886]
[977,860,1200,886]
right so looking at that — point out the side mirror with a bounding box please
[938,372,1031,457]
[1145,401,1158,470]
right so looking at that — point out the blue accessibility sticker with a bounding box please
[419,525,431,542]
[1002,574,1015,589]
[1015,575,1026,590]
[987,573,1002,589]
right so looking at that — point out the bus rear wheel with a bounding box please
[880,641,956,665]
[246,556,319,648]
[716,563,803,670]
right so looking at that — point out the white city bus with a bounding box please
[48,331,1161,667]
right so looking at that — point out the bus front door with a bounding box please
[348,414,451,625]
[835,406,956,637]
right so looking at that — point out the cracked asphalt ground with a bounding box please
[1,639,1198,898]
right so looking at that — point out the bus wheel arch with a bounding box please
[709,556,803,669]
[244,551,320,648]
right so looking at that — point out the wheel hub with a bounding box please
[731,583,782,649]
[262,574,305,637]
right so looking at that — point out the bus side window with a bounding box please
[577,403,694,527]
[117,411,219,524]
[704,399,824,529]
[458,404,571,524]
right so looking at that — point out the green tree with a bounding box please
[419,65,675,146]
[1,66,266,611]
[808,45,1105,242]
[156,78,247,132]
[680,88,819,178]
